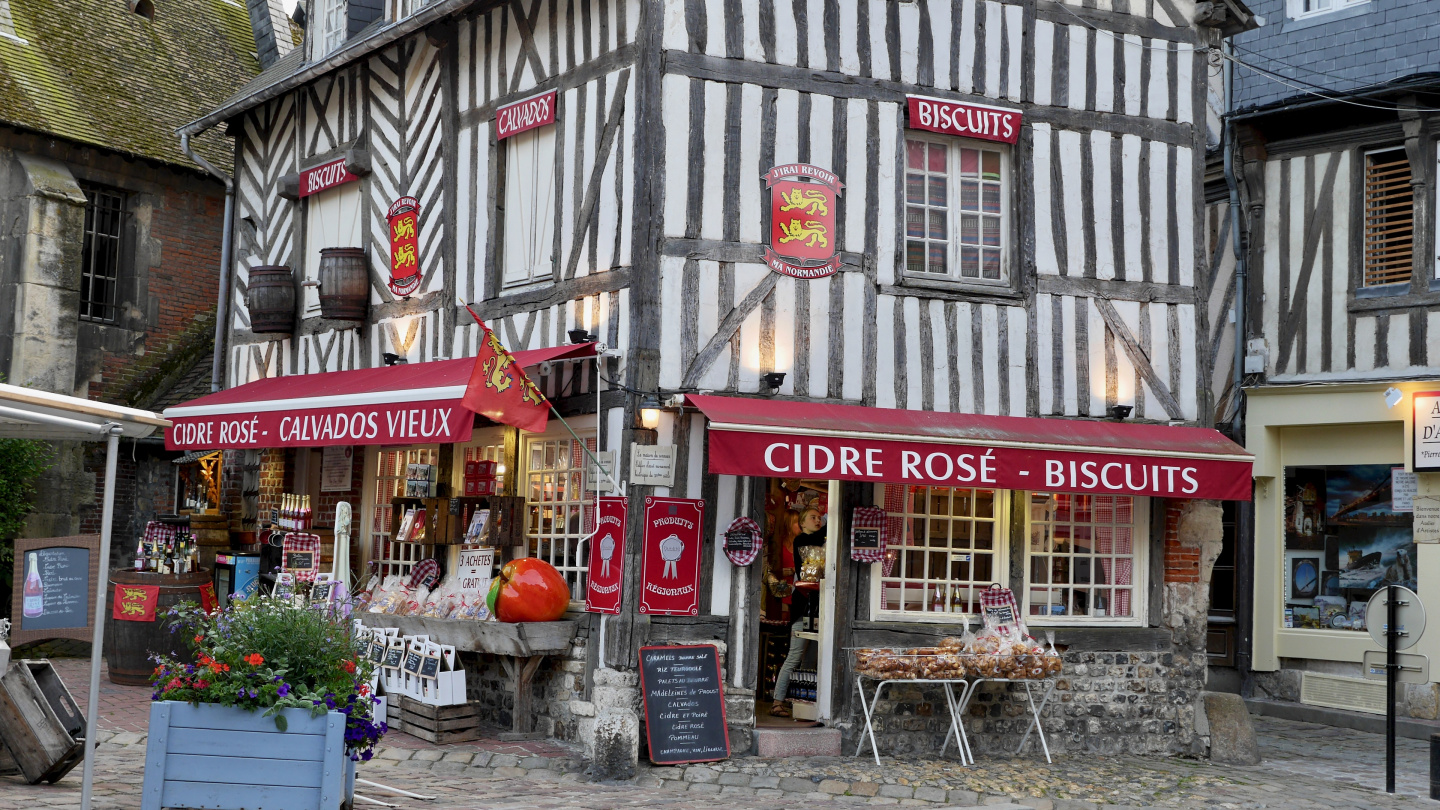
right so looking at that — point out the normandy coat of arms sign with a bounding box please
[763,163,844,279]
[386,196,422,296]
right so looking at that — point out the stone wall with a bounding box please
[461,623,591,741]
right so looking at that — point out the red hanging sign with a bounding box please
[299,157,360,198]
[906,95,1021,145]
[764,164,844,279]
[585,496,628,615]
[639,497,705,616]
[199,582,218,614]
[387,196,422,296]
[496,90,557,140]
[112,583,159,622]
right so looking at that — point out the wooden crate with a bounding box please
[0,660,84,784]
[393,695,485,744]
[390,497,450,545]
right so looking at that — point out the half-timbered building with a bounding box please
[167,0,1258,769]
[1227,0,1440,726]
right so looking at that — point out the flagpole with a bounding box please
[549,402,623,495]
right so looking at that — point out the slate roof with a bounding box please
[0,0,260,171]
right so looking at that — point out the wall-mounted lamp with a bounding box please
[382,353,407,366]
[639,394,663,429]
[1107,404,1133,421]
[761,372,786,393]
[1385,387,1403,409]
[568,329,592,344]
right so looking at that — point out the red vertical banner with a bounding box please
[386,196,422,296]
[639,497,706,616]
[585,496,628,615]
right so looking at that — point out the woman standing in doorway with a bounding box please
[770,507,825,717]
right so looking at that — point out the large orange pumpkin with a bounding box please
[486,558,570,622]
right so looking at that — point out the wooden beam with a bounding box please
[564,69,633,280]
[1092,297,1185,420]
[681,273,779,389]
[1275,154,1341,371]
[1036,274,1197,305]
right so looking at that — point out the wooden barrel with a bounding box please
[104,568,211,686]
[317,247,369,321]
[245,266,296,333]
[189,512,230,547]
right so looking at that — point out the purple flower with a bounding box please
[277,683,291,697]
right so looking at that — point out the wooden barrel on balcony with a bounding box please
[317,247,369,321]
[245,266,295,333]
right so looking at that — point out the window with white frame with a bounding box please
[522,434,593,601]
[904,137,1009,284]
[1025,493,1147,623]
[873,486,1007,618]
[1288,0,1368,19]
[318,0,347,56]
[370,445,440,578]
[501,126,557,287]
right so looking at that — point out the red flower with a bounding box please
[195,679,209,689]
[341,660,356,674]
[244,654,265,667]
[194,635,203,644]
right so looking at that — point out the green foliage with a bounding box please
[0,438,52,588]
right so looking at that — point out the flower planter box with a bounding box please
[141,701,355,810]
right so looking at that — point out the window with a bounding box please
[522,435,593,601]
[1288,0,1368,19]
[501,126,558,287]
[319,0,346,56]
[1362,147,1413,287]
[79,183,125,322]
[392,0,437,20]
[1281,465,1413,632]
[904,137,1008,284]
[303,182,363,315]
[369,445,440,578]
[874,486,1007,619]
[1025,493,1147,623]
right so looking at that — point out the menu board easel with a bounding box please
[9,535,101,645]
[638,644,730,764]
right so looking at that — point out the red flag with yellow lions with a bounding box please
[461,307,550,433]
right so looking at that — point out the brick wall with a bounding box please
[258,448,289,521]
[1163,500,1200,584]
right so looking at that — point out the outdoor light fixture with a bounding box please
[1108,404,1133,420]
[382,353,407,366]
[761,372,786,392]
[568,329,592,344]
[1385,387,1403,409]
[639,394,663,429]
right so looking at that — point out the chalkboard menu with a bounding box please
[10,535,100,645]
[638,644,730,764]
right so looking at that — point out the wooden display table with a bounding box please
[361,614,577,739]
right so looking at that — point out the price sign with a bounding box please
[456,548,494,596]
[403,649,424,675]
[11,535,100,644]
[851,528,880,549]
[639,645,730,764]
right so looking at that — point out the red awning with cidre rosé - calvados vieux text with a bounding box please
[162,344,595,450]
[685,395,1253,501]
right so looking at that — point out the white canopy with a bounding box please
[0,383,168,441]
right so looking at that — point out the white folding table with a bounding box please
[853,675,1057,766]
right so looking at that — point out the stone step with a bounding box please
[752,726,842,757]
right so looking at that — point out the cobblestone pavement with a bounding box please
[5,650,1436,809]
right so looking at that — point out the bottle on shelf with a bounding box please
[134,541,146,572]
[22,552,44,617]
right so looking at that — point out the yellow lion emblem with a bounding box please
[777,219,829,249]
[778,187,829,217]
[482,352,514,394]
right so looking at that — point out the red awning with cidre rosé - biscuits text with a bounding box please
[686,395,1253,501]
[162,344,594,450]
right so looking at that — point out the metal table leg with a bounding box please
[1015,680,1057,763]
[853,677,887,767]
[938,681,973,766]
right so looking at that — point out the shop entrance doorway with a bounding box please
[752,478,842,728]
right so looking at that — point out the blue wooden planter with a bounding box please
[141,701,355,810]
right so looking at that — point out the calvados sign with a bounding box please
[585,497,628,615]
[496,90,557,140]
[906,95,1021,145]
[386,196,422,296]
[764,163,844,279]
[165,403,474,450]
[639,497,705,616]
[299,157,360,198]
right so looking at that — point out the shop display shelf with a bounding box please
[361,613,577,657]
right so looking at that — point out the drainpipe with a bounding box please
[1223,41,1246,435]
[180,132,235,393]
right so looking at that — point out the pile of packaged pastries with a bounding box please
[852,621,1064,681]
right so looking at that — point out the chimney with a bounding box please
[246,0,295,69]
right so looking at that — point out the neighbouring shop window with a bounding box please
[79,183,126,322]
[873,486,1007,618]
[904,137,1008,284]
[1282,465,1415,632]
[370,445,440,577]
[303,182,363,316]
[501,126,557,288]
[522,435,592,600]
[1025,493,1147,623]
[1361,146,1413,287]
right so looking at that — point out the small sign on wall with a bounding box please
[299,157,360,198]
[905,95,1022,145]
[496,90,557,139]
[1416,391,1440,472]
[630,444,677,487]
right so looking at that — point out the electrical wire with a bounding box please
[1222,51,1440,113]
[1229,41,1373,87]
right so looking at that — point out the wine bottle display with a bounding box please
[22,551,44,618]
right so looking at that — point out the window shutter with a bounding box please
[502,126,558,286]
[1363,148,1413,287]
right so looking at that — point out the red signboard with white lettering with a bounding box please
[585,497,628,615]
[496,90,557,140]
[705,429,1251,501]
[298,157,360,198]
[906,96,1021,145]
[639,497,705,616]
[165,402,474,450]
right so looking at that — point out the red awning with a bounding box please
[686,394,1253,501]
[163,343,595,450]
